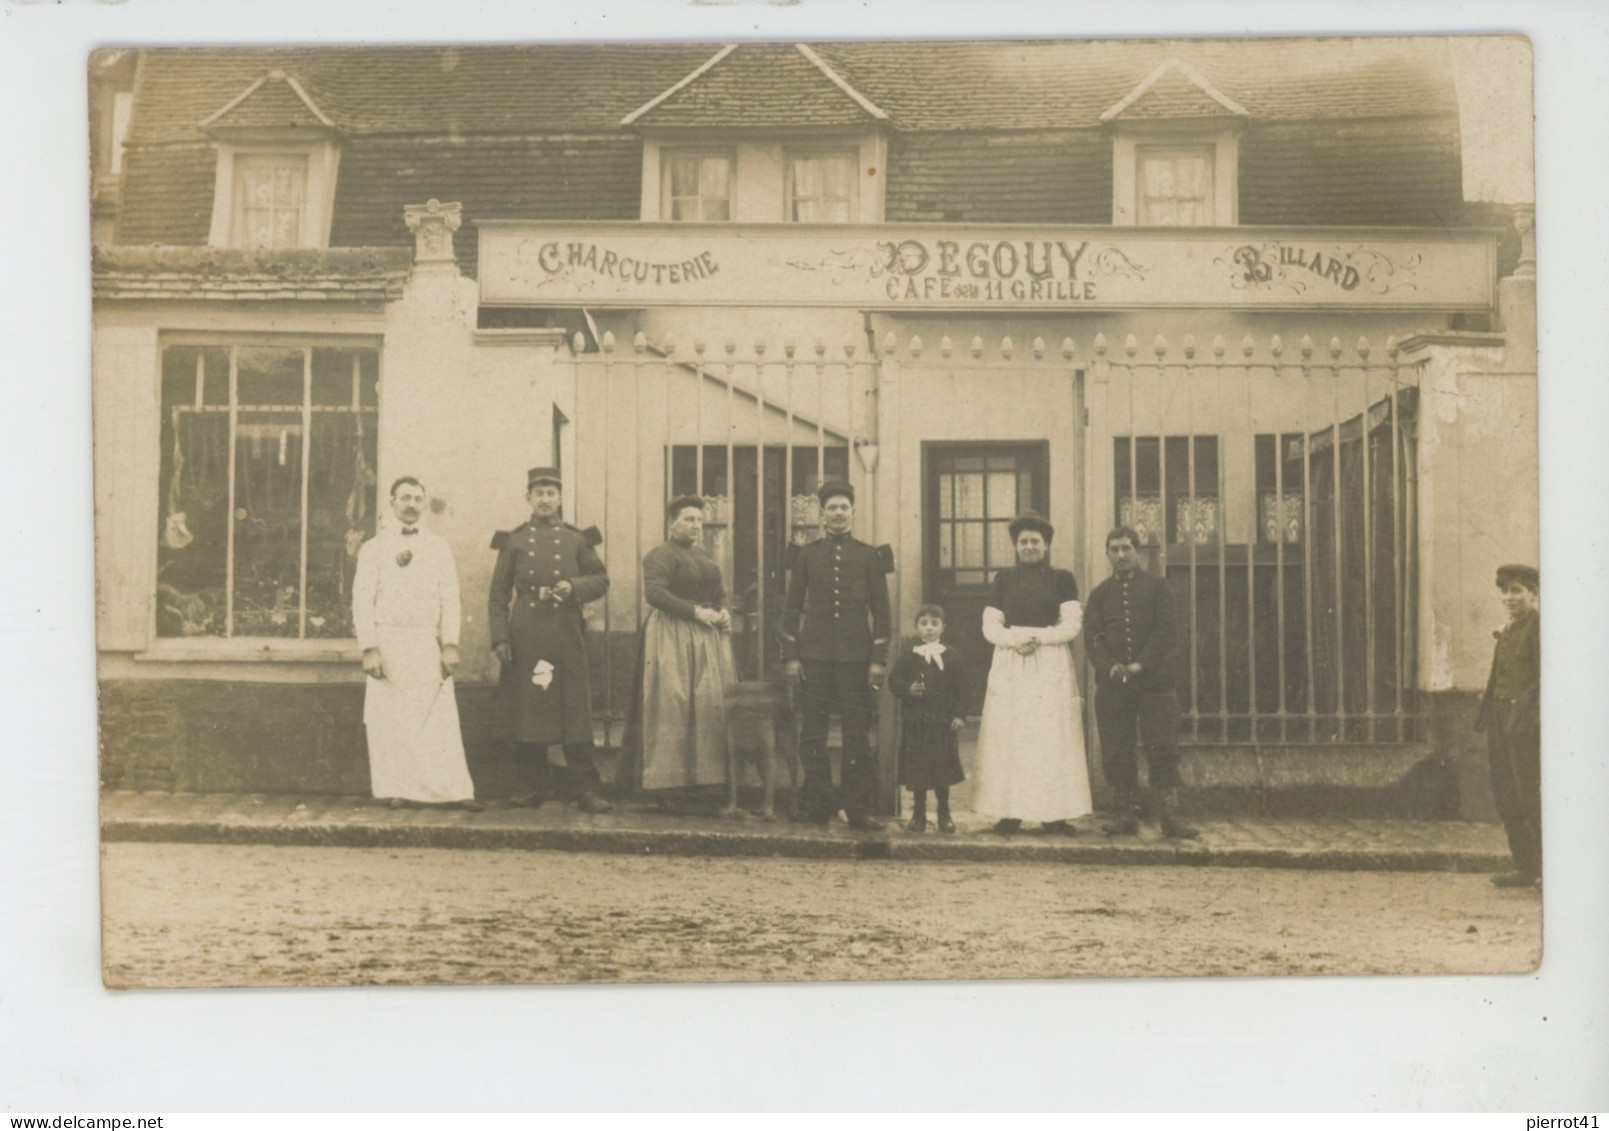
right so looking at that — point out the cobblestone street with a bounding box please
[102,842,1542,987]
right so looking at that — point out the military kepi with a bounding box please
[1495,563,1539,591]
[816,478,855,506]
[527,466,563,490]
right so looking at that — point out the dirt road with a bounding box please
[101,844,1541,987]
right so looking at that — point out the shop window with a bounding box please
[156,342,379,641]
[787,149,857,223]
[1113,435,1220,548]
[1137,146,1214,226]
[663,151,734,222]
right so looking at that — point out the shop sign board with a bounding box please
[478,222,1497,311]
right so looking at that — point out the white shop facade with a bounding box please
[94,205,1536,814]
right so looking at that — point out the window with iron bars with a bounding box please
[1114,395,1417,743]
[669,443,849,678]
[156,342,380,641]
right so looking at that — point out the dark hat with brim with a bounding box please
[816,478,855,506]
[1008,510,1054,543]
[527,466,563,490]
[1495,563,1539,591]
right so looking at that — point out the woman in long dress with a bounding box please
[971,510,1093,835]
[635,494,737,795]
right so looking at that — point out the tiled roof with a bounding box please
[1103,60,1248,121]
[885,132,1114,225]
[1239,117,1463,226]
[124,46,719,144]
[626,43,884,129]
[111,39,1468,268]
[329,136,646,278]
[92,246,413,303]
[124,39,1455,147]
[814,38,1456,129]
[200,70,334,131]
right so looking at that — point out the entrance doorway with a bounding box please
[923,442,1050,711]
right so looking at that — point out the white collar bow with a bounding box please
[913,642,947,669]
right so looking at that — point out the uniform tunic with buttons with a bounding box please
[780,533,891,663]
[781,530,891,820]
[489,517,610,745]
[1085,567,1185,791]
[1084,569,1181,692]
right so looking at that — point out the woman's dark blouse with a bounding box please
[643,541,726,620]
[988,562,1079,628]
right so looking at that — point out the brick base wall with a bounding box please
[98,679,530,798]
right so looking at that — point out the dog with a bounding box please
[723,680,801,820]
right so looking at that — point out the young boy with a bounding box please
[1477,563,1541,889]
[887,605,969,832]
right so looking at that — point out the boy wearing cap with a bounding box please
[489,467,613,813]
[1477,563,1542,889]
[781,479,892,830]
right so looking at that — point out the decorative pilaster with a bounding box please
[403,199,463,273]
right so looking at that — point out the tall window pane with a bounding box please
[232,348,305,637]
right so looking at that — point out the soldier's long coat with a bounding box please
[489,519,609,745]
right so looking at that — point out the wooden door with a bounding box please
[923,443,1050,713]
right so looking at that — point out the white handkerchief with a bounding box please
[531,660,555,690]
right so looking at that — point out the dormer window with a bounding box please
[663,150,734,222]
[1103,59,1247,227]
[199,70,341,250]
[787,149,858,222]
[627,44,887,224]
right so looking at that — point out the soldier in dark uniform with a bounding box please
[1085,524,1198,840]
[489,467,613,814]
[1477,563,1541,889]
[782,479,892,830]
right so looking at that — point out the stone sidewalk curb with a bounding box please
[100,793,1513,873]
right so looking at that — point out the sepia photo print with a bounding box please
[92,35,1542,988]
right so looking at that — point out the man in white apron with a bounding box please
[353,476,482,810]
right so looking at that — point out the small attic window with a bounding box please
[1103,59,1246,227]
[1136,146,1214,226]
[200,70,341,250]
[663,150,734,222]
[233,154,309,248]
[787,149,857,223]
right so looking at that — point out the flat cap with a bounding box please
[1495,563,1539,591]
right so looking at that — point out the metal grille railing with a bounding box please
[565,328,1421,747]
[1096,332,1420,743]
[570,332,876,744]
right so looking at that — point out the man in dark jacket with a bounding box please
[1477,563,1541,889]
[782,479,892,829]
[489,467,613,813]
[1085,525,1197,839]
